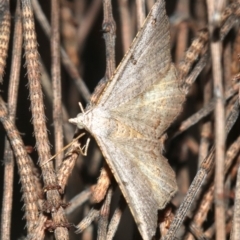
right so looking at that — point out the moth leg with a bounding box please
[79,137,91,156]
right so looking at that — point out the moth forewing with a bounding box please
[96,0,171,108]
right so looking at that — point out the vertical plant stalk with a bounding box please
[0,1,10,83]
[90,0,116,105]
[146,0,155,11]
[93,1,117,237]
[174,0,190,65]
[51,0,63,169]
[117,0,133,53]
[26,214,48,240]
[21,0,68,239]
[231,162,240,239]
[103,0,116,81]
[1,141,14,240]
[0,1,21,239]
[92,0,117,201]
[136,0,146,30]
[207,1,226,239]
[0,98,39,234]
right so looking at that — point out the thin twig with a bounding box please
[39,57,74,143]
[0,1,10,83]
[97,187,113,240]
[77,0,102,53]
[174,0,189,65]
[81,205,95,240]
[223,41,232,89]
[163,98,239,240]
[178,29,209,82]
[208,0,226,31]
[230,162,240,240]
[106,196,126,240]
[175,82,239,137]
[186,133,240,240]
[198,77,212,165]
[91,165,112,203]
[25,214,48,240]
[184,53,209,91]
[232,29,240,75]
[51,0,63,169]
[92,1,117,237]
[102,0,116,81]
[188,223,209,240]
[60,2,79,67]
[21,1,68,238]
[146,0,155,12]
[135,0,146,30]
[57,140,82,191]
[1,141,15,240]
[117,0,133,53]
[207,1,226,239]
[0,1,22,239]
[31,0,91,102]
[88,0,117,106]
[0,97,39,234]
[76,208,100,233]
[65,189,91,216]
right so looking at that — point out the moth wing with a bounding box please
[94,135,177,240]
[97,0,171,109]
[111,64,185,139]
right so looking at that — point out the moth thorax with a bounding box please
[75,112,88,129]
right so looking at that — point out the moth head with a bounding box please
[69,113,85,129]
[69,102,87,129]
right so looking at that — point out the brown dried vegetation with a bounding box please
[0,0,240,239]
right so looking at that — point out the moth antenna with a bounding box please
[42,133,86,165]
[78,102,85,113]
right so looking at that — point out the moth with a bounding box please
[69,0,185,239]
